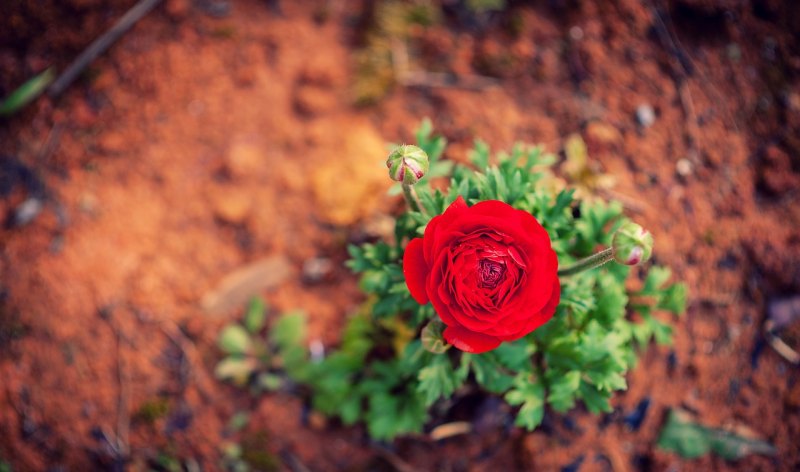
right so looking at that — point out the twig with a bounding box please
[764,320,800,365]
[48,0,163,97]
[279,449,313,472]
[649,4,699,149]
[391,39,497,91]
[115,327,131,458]
[100,311,131,463]
[131,308,215,402]
[678,82,699,149]
[600,189,650,213]
[373,446,418,472]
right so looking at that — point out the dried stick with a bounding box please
[48,0,162,97]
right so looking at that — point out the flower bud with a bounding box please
[612,222,653,266]
[421,319,450,354]
[386,144,429,185]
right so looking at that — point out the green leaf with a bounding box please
[257,372,283,391]
[585,369,627,393]
[492,341,532,371]
[641,266,672,294]
[505,376,545,430]
[469,139,491,170]
[269,311,306,350]
[577,380,612,413]
[215,357,258,386]
[365,390,427,440]
[658,282,688,315]
[228,411,250,431]
[546,370,581,412]
[471,354,514,393]
[657,409,777,460]
[415,117,447,163]
[244,297,267,333]
[417,355,458,406]
[218,325,252,355]
[0,67,55,116]
[593,272,628,326]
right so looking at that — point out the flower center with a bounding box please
[478,259,506,289]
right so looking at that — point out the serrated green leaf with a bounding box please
[586,369,627,392]
[594,272,628,326]
[492,341,532,371]
[652,320,674,345]
[505,376,545,430]
[417,355,458,405]
[642,266,672,294]
[244,297,267,333]
[658,282,688,315]
[547,370,581,412]
[471,354,514,393]
[366,390,427,440]
[578,380,612,413]
[218,324,252,355]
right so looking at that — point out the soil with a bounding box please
[1,0,799,470]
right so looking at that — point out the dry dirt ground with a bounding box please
[1,0,799,470]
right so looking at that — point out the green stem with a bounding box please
[402,183,424,214]
[558,247,614,277]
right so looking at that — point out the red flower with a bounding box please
[403,197,560,354]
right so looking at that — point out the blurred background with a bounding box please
[0,0,798,470]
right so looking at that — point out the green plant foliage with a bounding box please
[353,1,441,104]
[214,298,307,393]
[0,68,55,116]
[243,298,267,334]
[657,409,776,460]
[218,121,687,441]
[133,397,170,425]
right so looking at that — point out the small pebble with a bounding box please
[676,158,693,177]
[636,104,656,127]
[302,257,334,284]
[569,26,583,41]
[13,197,43,226]
[310,339,325,362]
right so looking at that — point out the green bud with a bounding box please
[386,144,429,185]
[421,319,450,354]
[612,222,654,266]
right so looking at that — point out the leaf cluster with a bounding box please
[214,298,307,393]
[657,409,776,460]
[219,121,688,441]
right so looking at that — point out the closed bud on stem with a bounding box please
[612,222,653,266]
[386,144,429,186]
[421,319,450,354]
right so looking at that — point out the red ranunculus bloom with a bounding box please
[403,196,560,354]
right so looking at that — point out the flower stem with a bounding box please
[402,183,424,214]
[558,247,614,277]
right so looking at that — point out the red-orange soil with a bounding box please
[1,0,799,470]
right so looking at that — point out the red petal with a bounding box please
[424,196,468,262]
[443,325,502,354]
[540,277,561,318]
[403,238,429,304]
